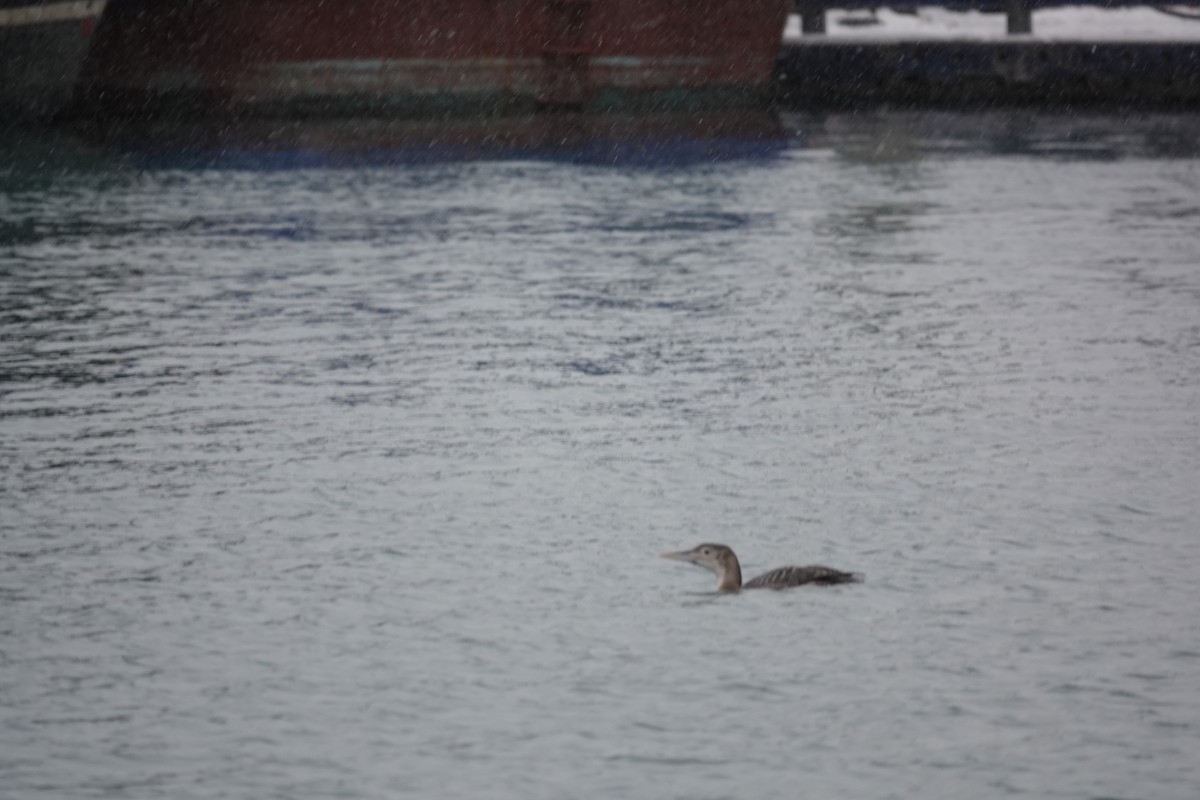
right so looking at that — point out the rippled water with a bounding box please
[3,112,1200,799]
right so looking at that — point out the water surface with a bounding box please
[2,111,1200,799]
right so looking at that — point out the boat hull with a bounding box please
[80,109,788,166]
[1,0,105,120]
[77,0,790,117]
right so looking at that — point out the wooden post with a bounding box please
[1006,0,1032,35]
[797,0,826,35]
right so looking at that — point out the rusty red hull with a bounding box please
[78,0,789,117]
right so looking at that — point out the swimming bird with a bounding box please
[659,543,860,592]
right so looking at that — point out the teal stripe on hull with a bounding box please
[228,87,770,119]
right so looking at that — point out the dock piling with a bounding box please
[797,0,827,34]
[1006,0,1034,34]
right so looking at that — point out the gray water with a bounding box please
[2,112,1199,800]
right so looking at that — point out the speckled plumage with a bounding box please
[742,564,859,589]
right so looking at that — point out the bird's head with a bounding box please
[659,543,739,582]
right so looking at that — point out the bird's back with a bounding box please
[742,564,860,589]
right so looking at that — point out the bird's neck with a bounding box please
[717,552,742,592]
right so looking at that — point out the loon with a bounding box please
[659,543,860,592]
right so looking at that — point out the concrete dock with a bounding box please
[774,38,1200,108]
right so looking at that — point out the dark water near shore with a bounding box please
[2,111,1199,799]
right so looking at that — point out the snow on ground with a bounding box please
[784,7,1200,41]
